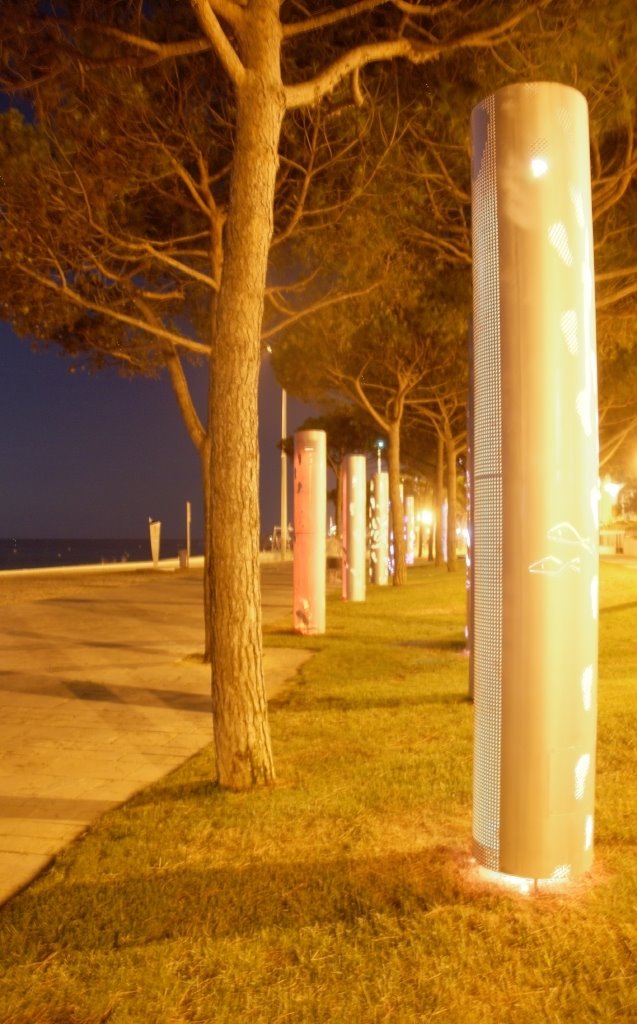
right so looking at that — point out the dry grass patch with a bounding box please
[0,563,635,1023]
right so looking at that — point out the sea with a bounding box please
[0,537,205,572]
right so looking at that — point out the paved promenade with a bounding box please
[0,561,304,905]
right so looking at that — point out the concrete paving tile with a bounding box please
[90,762,177,785]
[0,793,117,822]
[0,818,79,841]
[0,564,298,906]
[0,833,67,857]
[0,692,71,710]
[0,774,83,797]
[0,852,54,903]
[81,779,147,803]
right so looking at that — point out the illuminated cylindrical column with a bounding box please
[341,454,367,601]
[149,519,161,567]
[369,471,389,586]
[280,388,288,558]
[405,495,416,566]
[293,430,326,634]
[471,82,598,883]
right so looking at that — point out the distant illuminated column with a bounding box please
[341,454,366,601]
[293,430,326,634]
[280,388,288,558]
[405,495,416,566]
[471,82,598,883]
[369,471,389,586]
[149,519,161,567]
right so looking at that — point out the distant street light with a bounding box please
[376,439,385,475]
[603,478,623,502]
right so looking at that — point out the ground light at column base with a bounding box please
[471,863,574,897]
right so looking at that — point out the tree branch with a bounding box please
[190,0,246,88]
[596,264,637,283]
[284,1,550,108]
[596,281,637,310]
[70,22,212,59]
[285,38,439,109]
[19,265,210,358]
[261,276,386,342]
[281,0,454,39]
[135,297,207,453]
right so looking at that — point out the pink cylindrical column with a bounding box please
[341,454,366,601]
[149,519,161,567]
[471,82,598,883]
[293,430,326,634]
[369,471,389,585]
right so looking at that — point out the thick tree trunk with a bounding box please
[201,438,212,663]
[334,460,343,536]
[163,348,210,659]
[435,431,445,567]
[445,427,458,573]
[206,3,283,789]
[387,419,406,585]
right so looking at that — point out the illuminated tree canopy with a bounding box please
[1,0,635,787]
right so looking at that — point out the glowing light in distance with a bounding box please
[531,156,549,177]
[603,479,624,500]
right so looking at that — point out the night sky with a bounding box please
[0,323,311,542]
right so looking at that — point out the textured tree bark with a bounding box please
[334,458,344,537]
[164,348,211,659]
[387,419,406,586]
[201,438,212,664]
[206,1,282,788]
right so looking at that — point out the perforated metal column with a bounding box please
[470,83,599,881]
[341,454,367,602]
[369,471,389,585]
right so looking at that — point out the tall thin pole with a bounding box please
[280,388,288,559]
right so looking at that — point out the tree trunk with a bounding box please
[435,431,445,567]
[163,347,210,659]
[206,2,283,789]
[201,438,212,663]
[334,460,343,536]
[445,426,458,573]
[387,419,406,585]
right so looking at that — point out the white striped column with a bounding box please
[369,471,389,586]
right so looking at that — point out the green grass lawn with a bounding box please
[1,562,636,1023]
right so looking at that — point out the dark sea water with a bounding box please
[0,537,205,572]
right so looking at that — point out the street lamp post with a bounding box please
[376,439,385,474]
